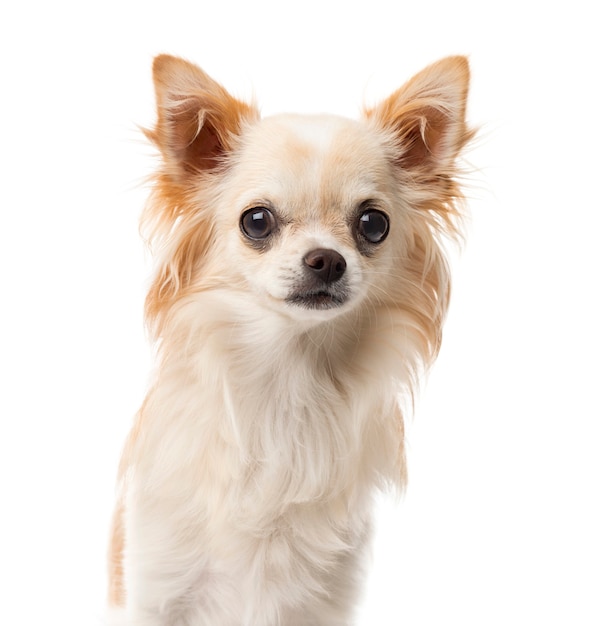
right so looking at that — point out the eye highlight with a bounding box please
[240,207,277,240]
[357,208,390,244]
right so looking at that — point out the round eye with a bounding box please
[240,207,277,240]
[358,209,389,244]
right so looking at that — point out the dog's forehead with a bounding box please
[232,114,393,213]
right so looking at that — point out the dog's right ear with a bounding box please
[146,55,259,177]
[365,56,471,175]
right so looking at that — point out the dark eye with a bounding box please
[240,207,277,240]
[358,209,389,244]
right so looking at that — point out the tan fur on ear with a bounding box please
[361,57,474,377]
[139,56,259,336]
[366,56,472,173]
[147,54,259,176]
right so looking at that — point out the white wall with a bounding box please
[1,1,608,624]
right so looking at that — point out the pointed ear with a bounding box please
[366,56,471,173]
[145,55,259,176]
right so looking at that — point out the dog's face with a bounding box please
[216,114,398,323]
[143,55,471,343]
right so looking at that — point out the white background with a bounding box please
[1,1,608,625]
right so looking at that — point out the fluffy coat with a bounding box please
[108,54,472,625]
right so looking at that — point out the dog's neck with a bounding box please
[150,291,407,507]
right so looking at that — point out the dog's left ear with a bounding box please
[366,56,471,173]
[146,55,259,178]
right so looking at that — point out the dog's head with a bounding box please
[210,112,402,325]
[143,55,471,358]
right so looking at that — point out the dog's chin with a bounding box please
[280,287,353,323]
[286,290,347,311]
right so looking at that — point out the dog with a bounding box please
[108,53,472,625]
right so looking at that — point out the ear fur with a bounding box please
[142,56,259,336]
[146,54,259,176]
[363,58,473,370]
[366,56,472,173]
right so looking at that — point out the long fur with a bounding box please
[108,54,472,625]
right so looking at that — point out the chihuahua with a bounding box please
[108,54,472,625]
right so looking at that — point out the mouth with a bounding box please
[286,289,348,310]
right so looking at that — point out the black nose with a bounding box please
[303,248,347,284]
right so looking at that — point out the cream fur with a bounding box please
[108,54,472,625]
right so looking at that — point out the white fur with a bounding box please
[119,278,407,624]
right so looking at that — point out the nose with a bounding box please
[303,248,347,284]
